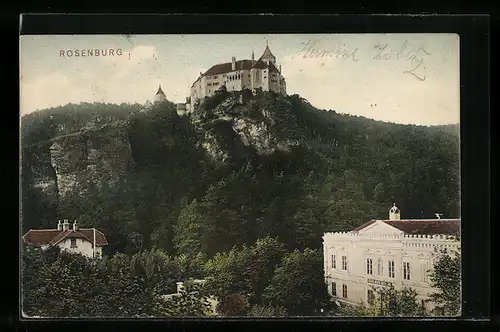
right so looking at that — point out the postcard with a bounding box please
[20,32,461,318]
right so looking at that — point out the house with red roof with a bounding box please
[188,42,287,112]
[22,220,108,258]
[322,204,460,312]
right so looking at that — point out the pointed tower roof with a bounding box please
[260,41,275,59]
[156,85,165,95]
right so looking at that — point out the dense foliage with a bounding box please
[428,249,461,316]
[20,91,460,317]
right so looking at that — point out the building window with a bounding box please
[342,284,348,298]
[331,254,336,269]
[403,262,411,280]
[421,262,429,282]
[342,256,347,271]
[366,258,373,275]
[367,290,375,305]
[331,282,337,296]
[264,76,267,79]
[377,259,383,276]
[388,260,395,278]
[214,75,218,79]
[70,238,77,248]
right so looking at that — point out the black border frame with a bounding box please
[13,13,491,332]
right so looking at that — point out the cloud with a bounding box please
[20,72,90,114]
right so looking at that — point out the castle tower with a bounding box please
[154,85,166,102]
[260,40,276,65]
[389,203,401,220]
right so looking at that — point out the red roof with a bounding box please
[351,219,460,235]
[23,228,108,246]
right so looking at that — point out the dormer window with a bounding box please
[70,238,77,248]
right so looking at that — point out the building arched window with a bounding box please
[377,259,383,276]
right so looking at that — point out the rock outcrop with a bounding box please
[49,122,133,200]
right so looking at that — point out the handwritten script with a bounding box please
[294,39,431,81]
[296,39,360,62]
[373,41,431,81]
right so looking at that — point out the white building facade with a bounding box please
[323,204,460,311]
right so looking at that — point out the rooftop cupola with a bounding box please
[389,203,401,220]
[154,85,166,102]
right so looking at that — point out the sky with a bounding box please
[20,34,459,125]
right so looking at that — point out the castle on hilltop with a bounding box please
[152,42,287,115]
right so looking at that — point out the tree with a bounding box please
[217,292,250,316]
[160,282,213,316]
[248,304,288,317]
[262,248,331,316]
[203,246,251,299]
[428,248,461,316]
[338,286,424,317]
[242,236,286,305]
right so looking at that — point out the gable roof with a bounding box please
[204,59,256,76]
[202,58,280,78]
[23,228,108,246]
[352,219,460,236]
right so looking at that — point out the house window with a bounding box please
[331,255,336,269]
[367,289,375,305]
[70,238,77,248]
[377,259,383,276]
[214,75,218,79]
[403,262,411,280]
[342,284,348,298]
[366,258,373,275]
[388,261,395,278]
[342,256,347,271]
[331,282,337,296]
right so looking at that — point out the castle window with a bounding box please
[214,75,218,79]
[331,255,336,269]
[342,284,348,298]
[342,256,347,271]
[331,282,337,296]
[70,238,77,248]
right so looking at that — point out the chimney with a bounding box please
[62,219,70,231]
[251,50,255,62]
[279,64,282,73]
[231,57,236,71]
[73,220,78,231]
[57,220,62,231]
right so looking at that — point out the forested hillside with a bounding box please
[21,89,460,258]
